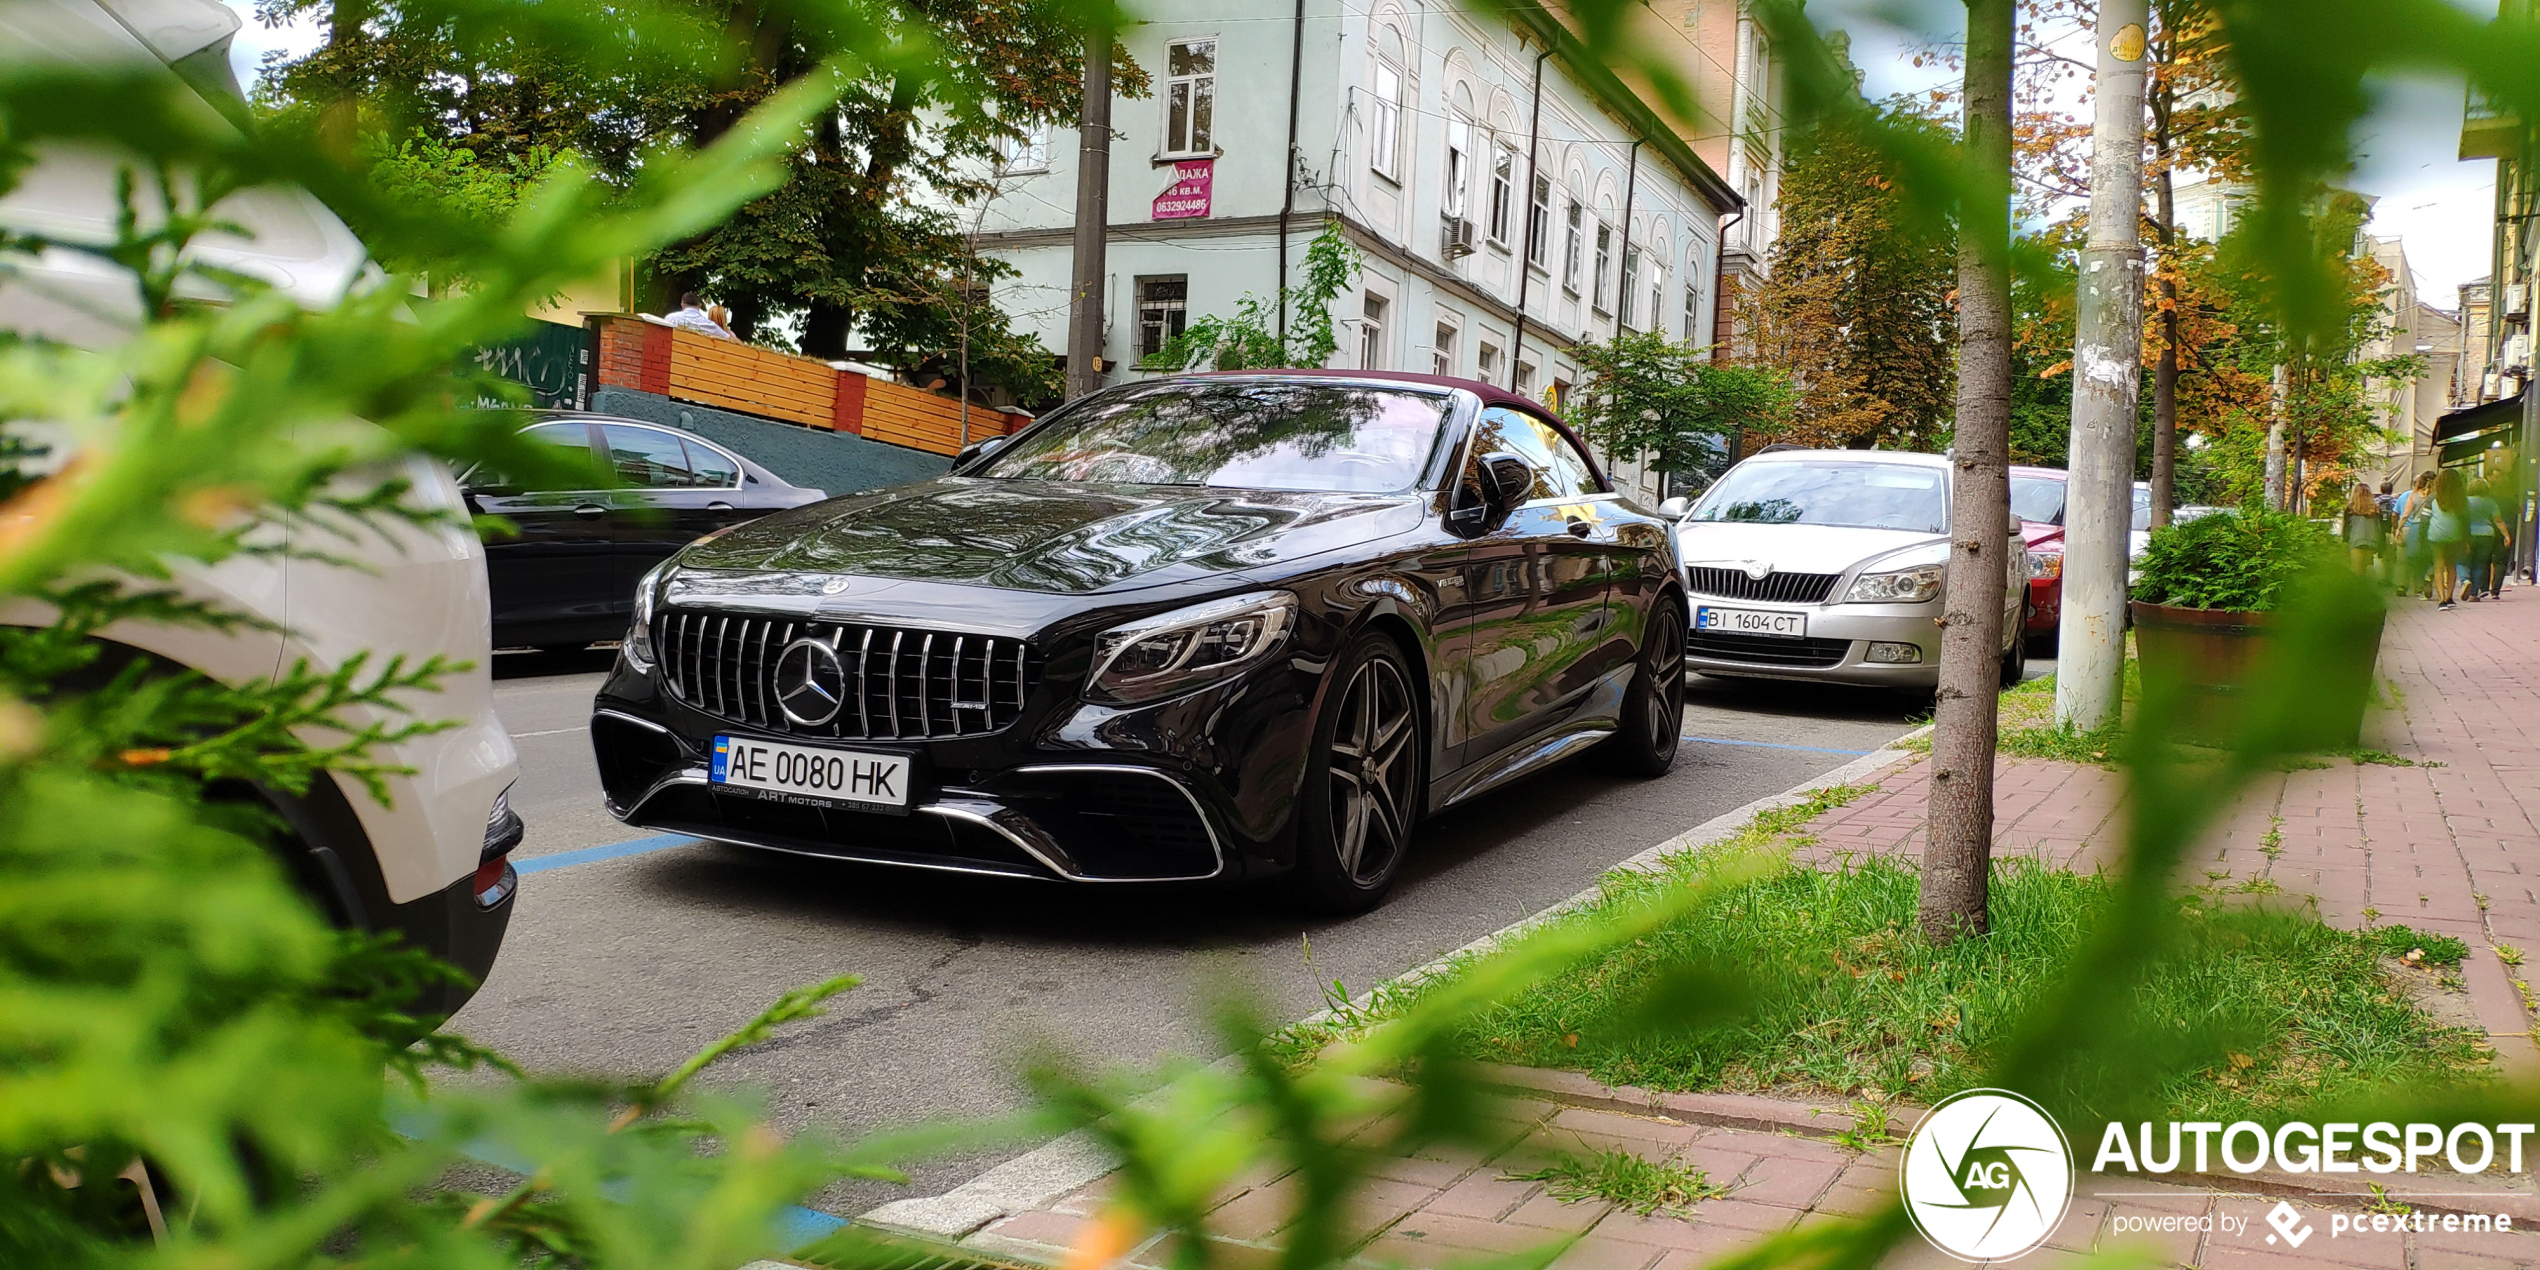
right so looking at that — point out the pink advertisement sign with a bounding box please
[1152,159,1213,220]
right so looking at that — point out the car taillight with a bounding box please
[473,855,517,908]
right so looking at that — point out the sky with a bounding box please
[219,0,2502,308]
[1814,0,2500,308]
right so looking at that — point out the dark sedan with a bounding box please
[587,371,1688,911]
[460,413,826,652]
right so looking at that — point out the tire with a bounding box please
[2000,602,2028,688]
[1602,595,1685,777]
[1292,634,1424,915]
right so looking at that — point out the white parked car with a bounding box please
[1656,450,2028,692]
[0,0,521,1011]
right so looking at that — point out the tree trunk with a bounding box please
[1923,0,2015,945]
[319,0,376,164]
[2052,0,2148,736]
[802,302,855,361]
[2149,66,2179,529]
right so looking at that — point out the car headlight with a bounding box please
[2028,550,2063,581]
[624,561,668,672]
[1845,563,1945,604]
[1086,590,1297,705]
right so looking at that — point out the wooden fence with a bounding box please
[592,315,1029,454]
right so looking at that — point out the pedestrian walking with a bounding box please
[2401,471,2437,599]
[2377,479,2402,582]
[2468,477,2515,600]
[2343,481,2384,576]
[2430,468,2470,610]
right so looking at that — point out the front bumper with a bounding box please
[1684,596,1944,688]
[2026,576,2061,633]
[589,651,1320,885]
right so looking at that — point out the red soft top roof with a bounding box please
[1185,368,1609,492]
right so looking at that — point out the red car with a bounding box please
[2009,465,2068,641]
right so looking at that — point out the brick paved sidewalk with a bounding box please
[897,597,2540,1270]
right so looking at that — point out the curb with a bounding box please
[857,731,1929,1241]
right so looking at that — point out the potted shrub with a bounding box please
[2129,507,2383,746]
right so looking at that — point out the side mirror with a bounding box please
[2009,509,2026,535]
[1655,496,1691,520]
[1479,451,1536,513]
[954,435,1008,470]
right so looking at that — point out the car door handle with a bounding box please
[708,501,735,512]
[574,504,607,518]
[1565,518,1593,538]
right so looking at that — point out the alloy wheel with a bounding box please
[1644,605,1687,752]
[1326,655,1416,887]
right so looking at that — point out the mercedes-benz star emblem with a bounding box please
[821,578,851,595]
[774,637,849,726]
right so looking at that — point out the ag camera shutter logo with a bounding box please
[1900,1088,2073,1261]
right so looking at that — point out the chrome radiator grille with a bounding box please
[657,610,1039,740]
[1684,566,1841,605]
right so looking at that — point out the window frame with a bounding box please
[1527,174,1552,267]
[1163,38,1218,158]
[1431,320,1458,377]
[1561,200,1583,295]
[1592,221,1614,315]
[1369,60,1404,181]
[1488,144,1517,245]
[997,118,1050,174]
[1444,116,1472,219]
[1359,292,1389,370]
[1136,274,1190,361]
[1618,245,1641,329]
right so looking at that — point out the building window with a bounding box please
[1432,322,1457,376]
[1515,360,1536,398]
[1683,281,1703,343]
[1489,145,1516,245]
[1137,276,1188,359]
[998,118,1049,174]
[1618,245,1641,327]
[1478,341,1503,382]
[1370,61,1403,179]
[1444,118,1472,219]
[1646,262,1667,339]
[1165,40,1216,156]
[1359,293,1388,369]
[1591,220,1612,311]
[1527,174,1551,266]
[1562,201,1583,294]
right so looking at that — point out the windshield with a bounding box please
[2131,485,2152,532]
[1689,460,1948,533]
[976,381,1451,493]
[2009,474,2066,525]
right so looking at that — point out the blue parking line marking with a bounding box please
[1680,734,1873,756]
[511,833,702,875]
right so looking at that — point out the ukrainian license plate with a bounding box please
[1695,605,1808,639]
[711,735,911,810]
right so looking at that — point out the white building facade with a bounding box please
[971,0,1742,501]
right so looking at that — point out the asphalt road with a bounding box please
[452,646,2031,1215]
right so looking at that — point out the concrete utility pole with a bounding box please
[1922,0,2015,945]
[1064,27,1113,401]
[2264,365,2289,508]
[2053,0,2150,734]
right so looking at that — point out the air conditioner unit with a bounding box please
[1441,215,1478,260]
[2510,282,2530,314]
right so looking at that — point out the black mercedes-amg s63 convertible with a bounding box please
[588,370,1688,910]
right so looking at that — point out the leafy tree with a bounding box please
[358,128,560,291]
[1565,331,1794,478]
[1735,103,1959,451]
[252,0,1139,395]
[1141,224,1363,372]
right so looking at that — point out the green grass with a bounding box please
[1503,1148,1731,1216]
[2368,923,2469,967]
[1424,853,2488,1126]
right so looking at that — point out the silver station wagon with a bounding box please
[1659,449,2029,692]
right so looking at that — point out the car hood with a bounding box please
[2022,521,2064,550]
[1673,521,1945,575]
[676,476,1426,595]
